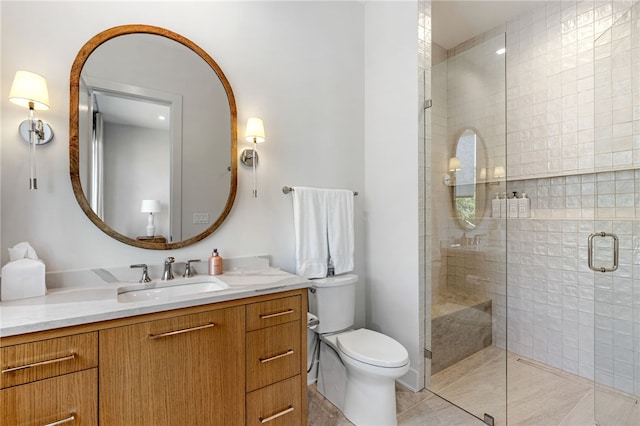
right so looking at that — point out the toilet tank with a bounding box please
[308,274,358,334]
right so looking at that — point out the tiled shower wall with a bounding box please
[434,0,639,396]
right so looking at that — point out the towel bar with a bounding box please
[282,186,358,196]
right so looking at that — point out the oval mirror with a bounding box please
[70,25,237,249]
[452,128,487,230]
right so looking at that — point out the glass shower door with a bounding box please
[426,33,508,425]
[592,3,640,425]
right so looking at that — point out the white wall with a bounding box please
[2,0,423,391]
[102,123,170,239]
[1,0,367,311]
[364,1,422,390]
[1,0,363,268]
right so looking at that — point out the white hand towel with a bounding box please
[292,187,328,278]
[327,189,354,275]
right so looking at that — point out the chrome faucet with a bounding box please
[183,259,201,278]
[162,257,175,281]
[131,264,151,283]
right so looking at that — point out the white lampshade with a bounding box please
[493,166,506,179]
[9,71,50,110]
[448,156,461,172]
[479,167,487,180]
[140,199,161,213]
[244,117,265,143]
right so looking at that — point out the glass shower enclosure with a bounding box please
[424,2,640,425]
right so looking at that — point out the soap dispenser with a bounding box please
[499,192,508,219]
[208,249,223,275]
[492,193,501,218]
[518,192,531,218]
[508,191,519,218]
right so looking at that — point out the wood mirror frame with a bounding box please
[69,25,237,250]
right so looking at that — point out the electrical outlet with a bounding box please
[193,213,209,224]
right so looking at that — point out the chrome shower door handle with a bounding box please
[588,232,619,273]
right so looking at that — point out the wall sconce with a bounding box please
[493,166,506,179]
[241,117,266,198]
[443,156,461,186]
[9,71,54,190]
[478,167,487,182]
[140,199,161,237]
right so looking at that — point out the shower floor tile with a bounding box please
[430,345,639,425]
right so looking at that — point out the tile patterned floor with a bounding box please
[308,383,483,426]
[308,345,640,425]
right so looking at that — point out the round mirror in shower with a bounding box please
[452,128,487,230]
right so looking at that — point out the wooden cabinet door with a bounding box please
[0,368,98,426]
[99,307,244,426]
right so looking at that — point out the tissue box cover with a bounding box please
[1,258,46,301]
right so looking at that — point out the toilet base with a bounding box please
[342,362,399,426]
[316,339,403,426]
[317,340,347,411]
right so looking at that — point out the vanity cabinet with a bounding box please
[0,333,99,425]
[245,295,304,425]
[99,307,245,426]
[0,288,307,426]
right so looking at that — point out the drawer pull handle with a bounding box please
[2,353,76,374]
[259,349,294,363]
[259,405,294,423]
[43,413,76,426]
[148,322,215,339]
[259,309,294,319]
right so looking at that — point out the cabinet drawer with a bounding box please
[246,295,301,331]
[246,376,301,426]
[1,332,98,389]
[246,321,301,392]
[0,368,98,426]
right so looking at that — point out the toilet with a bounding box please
[308,274,409,426]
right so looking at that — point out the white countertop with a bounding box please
[0,268,310,337]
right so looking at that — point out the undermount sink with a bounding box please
[117,276,229,303]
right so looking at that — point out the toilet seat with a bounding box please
[336,329,409,368]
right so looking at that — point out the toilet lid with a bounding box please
[336,329,409,368]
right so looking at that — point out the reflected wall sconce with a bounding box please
[493,166,506,179]
[443,156,461,186]
[9,71,54,190]
[478,167,487,181]
[241,117,266,198]
[141,199,161,237]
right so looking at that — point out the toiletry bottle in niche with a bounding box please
[500,192,508,219]
[508,192,519,218]
[492,193,501,218]
[208,249,223,275]
[518,192,531,218]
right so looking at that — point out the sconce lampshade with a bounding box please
[9,71,50,110]
[244,117,266,143]
[448,156,461,172]
[493,166,506,179]
[479,167,487,180]
[140,199,161,213]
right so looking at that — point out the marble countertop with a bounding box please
[0,268,310,337]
